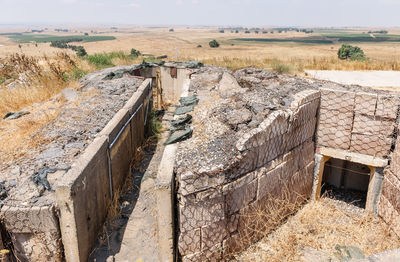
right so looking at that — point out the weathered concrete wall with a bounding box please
[0,205,62,261]
[317,88,399,158]
[177,90,320,261]
[380,123,400,237]
[56,79,152,262]
[160,67,190,104]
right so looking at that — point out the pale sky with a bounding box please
[0,0,399,27]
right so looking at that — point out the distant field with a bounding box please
[9,34,116,43]
[1,27,400,72]
[234,32,400,44]
[234,38,334,44]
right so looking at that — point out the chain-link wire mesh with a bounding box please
[317,89,400,158]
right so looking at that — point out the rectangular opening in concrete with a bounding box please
[321,158,371,208]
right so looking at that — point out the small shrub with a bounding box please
[71,67,87,80]
[337,44,366,61]
[219,29,225,33]
[130,48,141,57]
[245,30,250,34]
[142,56,161,63]
[235,30,239,33]
[197,45,202,48]
[0,76,6,85]
[76,46,87,57]
[272,62,291,74]
[108,51,128,59]
[87,53,114,68]
[209,40,220,48]
[255,30,259,34]
[169,28,174,32]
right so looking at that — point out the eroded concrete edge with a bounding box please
[155,72,191,262]
[56,79,152,262]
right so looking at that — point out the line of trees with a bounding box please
[50,39,87,57]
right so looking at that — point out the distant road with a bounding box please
[306,70,400,89]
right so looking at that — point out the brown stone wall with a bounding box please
[177,90,320,261]
[381,121,400,237]
[317,88,399,158]
[379,170,400,236]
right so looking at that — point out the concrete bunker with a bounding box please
[320,158,371,207]
[1,63,400,261]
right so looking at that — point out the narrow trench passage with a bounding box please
[89,110,169,261]
[321,158,370,209]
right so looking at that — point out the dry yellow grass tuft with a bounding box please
[234,198,400,261]
[0,52,92,116]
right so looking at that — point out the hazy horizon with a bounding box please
[0,0,399,27]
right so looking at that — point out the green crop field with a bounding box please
[233,38,334,44]
[234,31,400,45]
[323,33,372,38]
[8,34,116,43]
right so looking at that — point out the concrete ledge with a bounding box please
[155,144,177,262]
[0,205,58,233]
[56,136,109,262]
[317,146,388,167]
[56,79,152,262]
[123,79,151,114]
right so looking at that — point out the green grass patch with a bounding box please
[0,76,6,85]
[62,67,88,81]
[142,56,163,63]
[86,53,114,68]
[107,51,130,59]
[271,60,291,74]
[9,34,116,43]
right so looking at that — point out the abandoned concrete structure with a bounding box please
[0,63,399,261]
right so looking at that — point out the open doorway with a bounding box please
[320,158,371,208]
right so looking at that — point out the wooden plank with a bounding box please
[315,155,331,200]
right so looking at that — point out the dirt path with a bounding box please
[305,70,400,90]
[89,110,172,262]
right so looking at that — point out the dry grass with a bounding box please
[0,52,91,116]
[234,198,400,262]
[0,99,63,162]
[190,56,400,73]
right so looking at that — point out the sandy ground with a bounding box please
[306,70,400,89]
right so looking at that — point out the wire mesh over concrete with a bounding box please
[317,88,400,159]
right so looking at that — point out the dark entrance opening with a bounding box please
[321,158,370,208]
